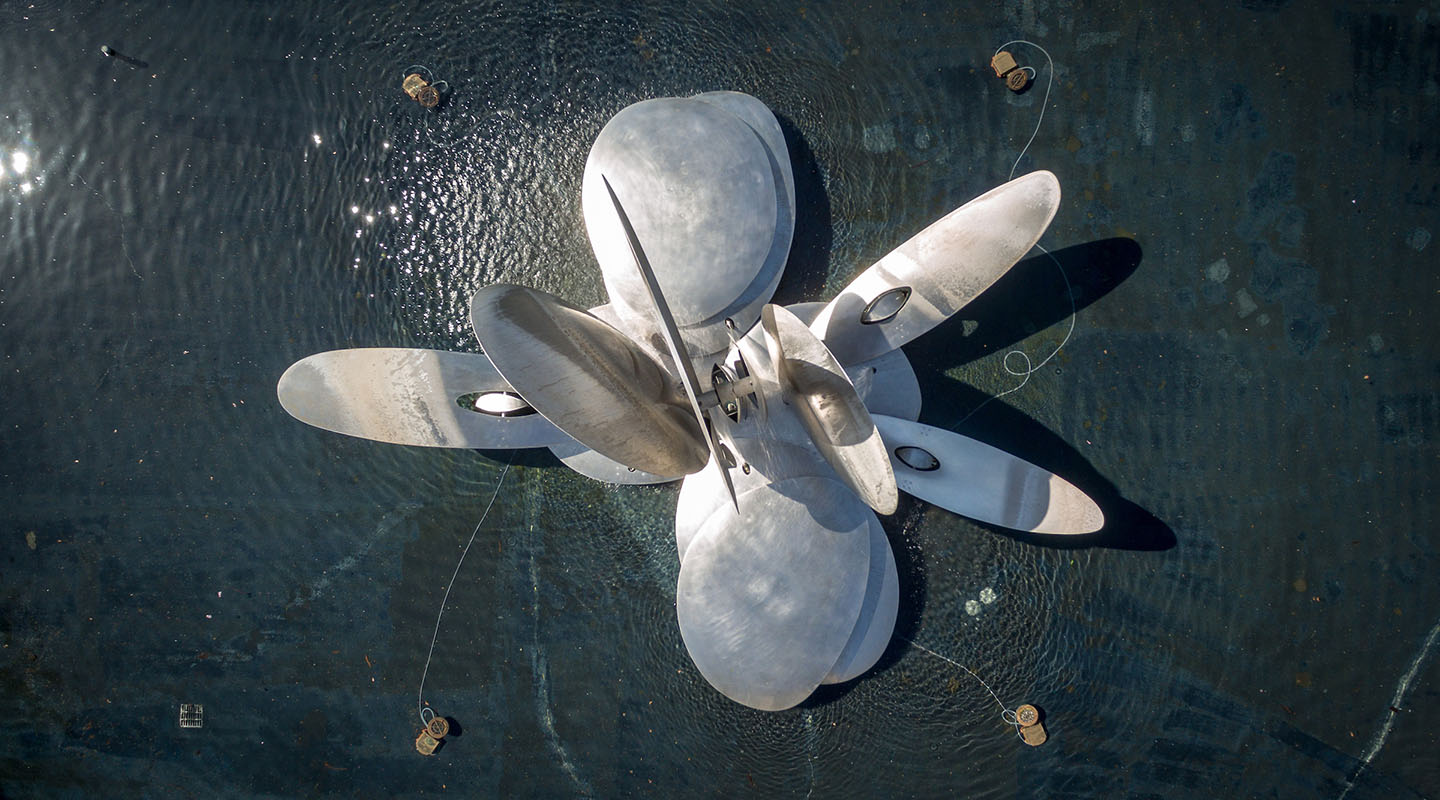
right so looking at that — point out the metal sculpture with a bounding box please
[278,91,1103,711]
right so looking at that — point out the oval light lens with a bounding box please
[860,286,912,325]
[894,445,939,471]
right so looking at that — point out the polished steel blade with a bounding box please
[549,437,678,486]
[676,436,835,563]
[811,170,1062,364]
[761,304,899,515]
[581,92,794,358]
[788,301,921,421]
[469,284,707,478]
[874,414,1104,533]
[277,347,571,449]
[603,175,738,509]
[823,513,899,685]
[676,476,871,711]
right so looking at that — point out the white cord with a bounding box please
[417,456,514,725]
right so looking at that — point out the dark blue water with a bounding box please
[3,1,1437,797]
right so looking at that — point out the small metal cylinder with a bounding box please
[403,73,429,99]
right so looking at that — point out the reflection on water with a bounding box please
[2,0,1438,797]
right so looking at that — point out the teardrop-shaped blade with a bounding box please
[761,304,898,515]
[676,476,872,711]
[874,414,1104,534]
[469,284,707,478]
[823,513,899,685]
[810,171,1062,364]
[277,348,571,449]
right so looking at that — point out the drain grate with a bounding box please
[179,704,204,729]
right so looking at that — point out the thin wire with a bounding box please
[417,454,514,726]
[954,40,1073,430]
[903,637,1024,739]
[993,40,1055,181]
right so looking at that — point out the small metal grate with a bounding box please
[179,704,204,729]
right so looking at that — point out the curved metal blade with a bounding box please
[676,476,872,711]
[277,348,571,449]
[469,284,707,478]
[787,301,921,420]
[810,170,1062,364]
[549,437,679,486]
[823,513,899,685]
[874,414,1104,534]
[581,93,793,359]
[603,175,738,509]
[676,436,835,563]
[761,304,898,515]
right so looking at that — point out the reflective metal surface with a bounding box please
[581,92,794,358]
[787,301,922,421]
[276,348,571,448]
[874,414,1105,534]
[675,437,835,562]
[810,171,1061,365]
[549,437,677,485]
[469,283,707,478]
[676,476,871,711]
[822,515,899,685]
[601,175,738,507]
[761,304,898,514]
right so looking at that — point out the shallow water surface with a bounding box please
[2,1,1438,797]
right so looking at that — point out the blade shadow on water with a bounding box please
[920,377,1175,552]
[906,237,1143,370]
[769,113,832,307]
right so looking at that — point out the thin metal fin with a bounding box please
[603,175,739,510]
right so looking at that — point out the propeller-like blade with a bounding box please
[761,304,898,515]
[469,284,707,478]
[787,301,921,421]
[603,175,739,509]
[810,170,1062,365]
[277,347,571,449]
[676,476,872,711]
[874,414,1104,534]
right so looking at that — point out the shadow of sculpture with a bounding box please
[908,237,1143,370]
[900,235,1171,551]
[918,373,1175,553]
[769,113,832,306]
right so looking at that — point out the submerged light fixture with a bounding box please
[277,91,1103,711]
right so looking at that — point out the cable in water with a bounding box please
[417,453,514,729]
[954,40,1076,430]
[902,636,1024,740]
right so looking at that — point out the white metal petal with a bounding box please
[277,348,570,449]
[762,304,898,515]
[822,513,899,684]
[550,437,680,485]
[788,301,921,420]
[469,284,708,477]
[581,93,793,358]
[676,476,871,711]
[874,414,1104,534]
[810,171,1062,364]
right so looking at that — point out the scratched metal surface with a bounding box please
[1,0,1437,797]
